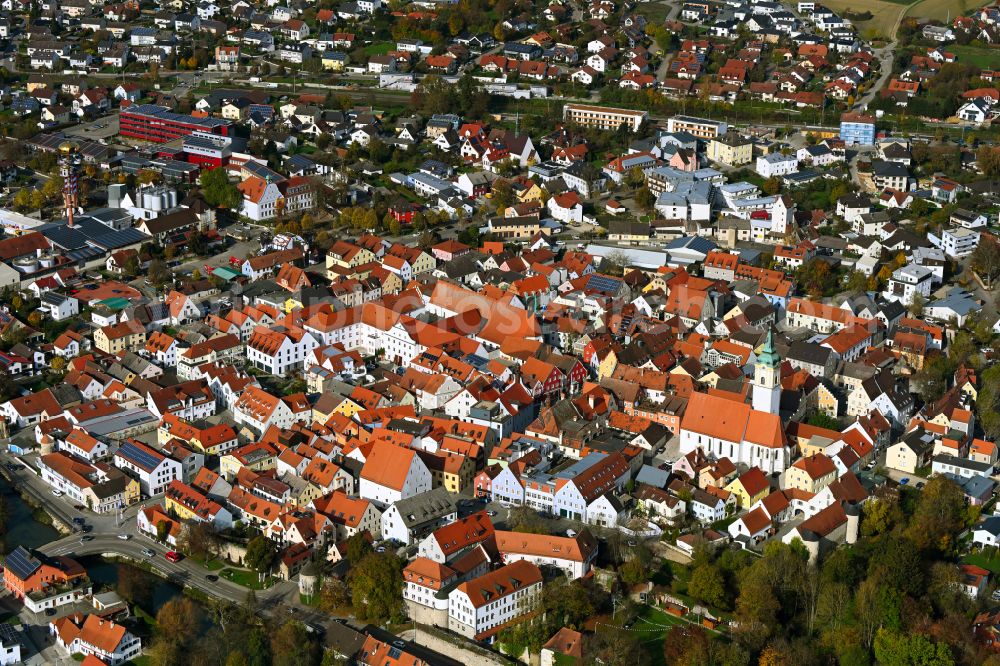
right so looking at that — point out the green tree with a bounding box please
[872,629,954,666]
[270,621,319,666]
[245,535,278,574]
[905,476,969,554]
[856,577,901,649]
[180,521,220,561]
[688,563,727,609]
[911,352,954,402]
[635,186,655,211]
[344,532,372,566]
[980,364,1000,439]
[506,505,548,534]
[806,411,840,430]
[845,270,869,295]
[977,145,1000,178]
[625,167,646,188]
[123,254,141,277]
[491,179,514,210]
[200,167,243,210]
[543,578,599,629]
[117,564,156,610]
[347,552,405,622]
[861,496,901,537]
[138,168,163,186]
[148,259,171,287]
[662,624,710,666]
[585,630,650,666]
[156,519,170,542]
[12,188,31,211]
[971,237,1000,287]
[316,579,351,613]
[156,597,202,644]
[762,177,782,195]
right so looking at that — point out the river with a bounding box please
[0,476,182,615]
[0,475,60,552]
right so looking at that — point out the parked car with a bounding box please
[117,534,131,540]
[141,548,156,558]
[51,490,63,497]
[165,551,182,563]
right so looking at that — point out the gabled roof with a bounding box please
[360,440,421,491]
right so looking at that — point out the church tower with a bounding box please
[753,327,782,415]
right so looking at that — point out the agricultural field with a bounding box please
[948,44,1000,68]
[819,0,910,39]
[906,0,991,22]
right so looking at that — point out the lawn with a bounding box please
[363,42,394,57]
[948,44,1000,69]
[189,554,225,571]
[220,568,273,590]
[614,606,694,666]
[963,549,1000,575]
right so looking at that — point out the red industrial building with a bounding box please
[119,104,233,143]
[182,132,233,168]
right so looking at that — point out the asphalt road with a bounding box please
[41,532,297,607]
[5,446,361,636]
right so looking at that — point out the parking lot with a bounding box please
[62,116,119,142]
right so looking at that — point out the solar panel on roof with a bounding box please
[65,247,105,262]
[586,274,621,294]
[118,441,163,471]
[4,546,41,581]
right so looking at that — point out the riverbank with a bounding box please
[0,474,61,553]
[0,464,72,536]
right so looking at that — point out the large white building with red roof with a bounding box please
[49,614,141,665]
[679,391,792,473]
[447,560,543,640]
[359,440,432,506]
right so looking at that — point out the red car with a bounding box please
[164,551,182,563]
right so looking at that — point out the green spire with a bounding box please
[758,326,780,368]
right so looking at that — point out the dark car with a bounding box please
[45,608,56,616]
[205,574,219,582]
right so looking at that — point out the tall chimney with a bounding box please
[59,141,82,228]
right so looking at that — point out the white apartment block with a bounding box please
[447,561,543,639]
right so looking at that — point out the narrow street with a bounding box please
[855,44,896,110]
[653,0,683,82]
